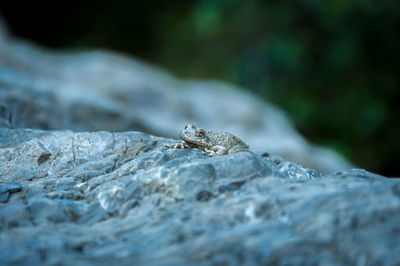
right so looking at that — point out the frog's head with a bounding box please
[179,124,211,148]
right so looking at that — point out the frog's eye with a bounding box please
[195,129,205,138]
[184,125,188,130]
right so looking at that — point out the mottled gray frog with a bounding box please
[165,124,249,156]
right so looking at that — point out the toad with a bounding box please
[165,124,249,156]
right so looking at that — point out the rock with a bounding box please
[0,183,22,203]
[0,190,9,203]
[0,20,350,173]
[0,128,399,265]
[4,183,22,193]
[196,190,214,202]
[37,152,52,165]
[0,105,11,128]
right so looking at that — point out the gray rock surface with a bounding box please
[0,128,399,265]
[0,20,350,173]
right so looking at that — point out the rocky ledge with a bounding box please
[0,128,399,265]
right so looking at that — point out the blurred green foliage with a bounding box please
[157,0,400,176]
[2,0,400,175]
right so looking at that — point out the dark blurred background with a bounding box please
[1,0,399,176]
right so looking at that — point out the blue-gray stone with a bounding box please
[0,128,399,265]
[0,190,9,203]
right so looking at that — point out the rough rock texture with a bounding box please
[1,128,399,265]
[0,20,350,173]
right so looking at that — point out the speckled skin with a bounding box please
[177,124,249,156]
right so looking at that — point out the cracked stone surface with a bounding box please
[0,128,399,265]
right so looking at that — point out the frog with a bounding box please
[165,124,249,157]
